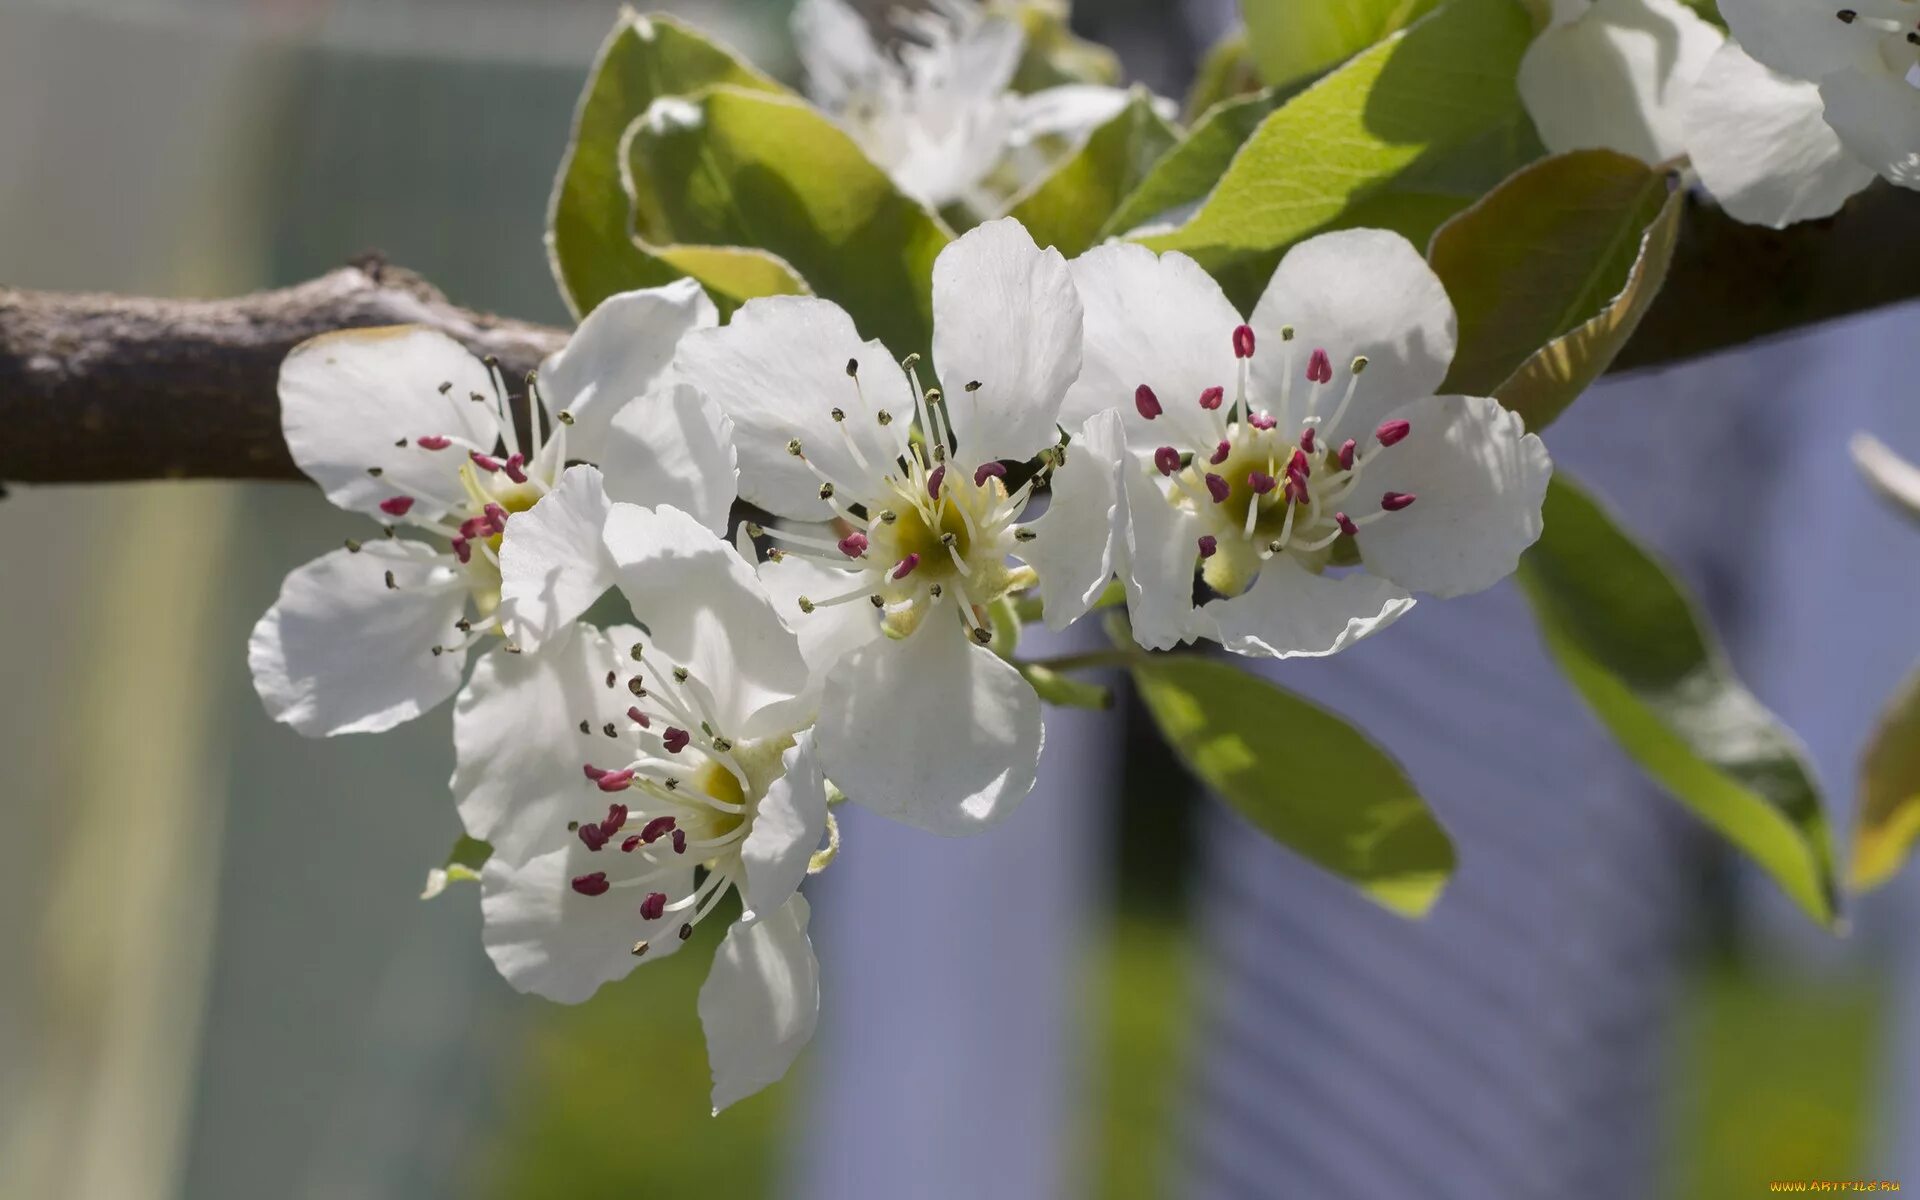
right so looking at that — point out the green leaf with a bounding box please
[1851,664,1920,891]
[624,86,952,361]
[1132,655,1454,916]
[1241,0,1445,87]
[1516,477,1838,925]
[1139,0,1541,310]
[1008,90,1180,258]
[1183,27,1266,121]
[1429,150,1683,430]
[1102,85,1288,240]
[547,11,792,318]
[421,835,493,900]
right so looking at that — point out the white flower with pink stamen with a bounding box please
[248,280,714,736]
[1046,229,1552,658]
[663,217,1087,834]
[454,504,825,1113]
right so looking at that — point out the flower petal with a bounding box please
[1059,242,1242,450]
[756,551,878,695]
[815,620,1044,836]
[1208,556,1415,659]
[1685,41,1875,227]
[1249,229,1458,444]
[454,622,636,864]
[1719,0,1862,80]
[603,503,812,738]
[481,843,694,1005]
[601,381,740,534]
[1118,456,1210,651]
[280,327,498,518]
[1352,394,1553,598]
[1518,0,1724,163]
[740,732,829,920]
[248,542,468,737]
[498,464,616,653]
[931,218,1083,463]
[699,894,820,1114]
[1011,85,1158,147]
[1820,64,1920,191]
[792,0,887,108]
[538,279,718,463]
[675,297,913,520]
[1853,432,1920,524]
[1024,409,1127,630]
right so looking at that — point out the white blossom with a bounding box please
[1047,230,1552,659]
[792,0,1151,211]
[248,281,713,736]
[653,217,1084,834]
[1682,0,1919,226]
[1519,0,1725,163]
[454,505,825,1113]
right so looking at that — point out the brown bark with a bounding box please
[0,257,566,484]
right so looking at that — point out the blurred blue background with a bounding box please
[1,1,1916,1197]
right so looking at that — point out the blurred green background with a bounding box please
[0,2,1893,1198]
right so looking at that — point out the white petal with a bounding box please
[1719,0,1862,80]
[453,622,635,864]
[603,503,812,738]
[248,542,468,737]
[1820,64,1920,191]
[815,620,1044,836]
[1208,556,1415,659]
[1852,432,1920,524]
[1685,41,1876,227]
[481,844,694,1005]
[793,0,887,108]
[757,551,879,695]
[1024,409,1127,630]
[1249,229,1458,444]
[498,465,615,653]
[932,219,1083,463]
[1118,456,1211,651]
[1518,0,1725,163]
[601,381,740,533]
[1011,85,1161,147]
[280,328,498,518]
[674,297,913,519]
[538,279,718,463]
[1059,242,1243,450]
[699,894,820,1114]
[740,732,829,920]
[1352,394,1553,598]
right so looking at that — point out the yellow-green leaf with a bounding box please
[1852,664,1920,890]
[1241,0,1446,87]
[624,86,952,360]
[546,11,791,319]
[1429,150,1683,430]
[1133,656,1454,917]
[1517,476,1838,925]
[1140,0,1540,310]
[1009,89,1180,257]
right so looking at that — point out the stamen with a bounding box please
[1233,325,1256,359]
[378,496,414,517]
[927,464,946,500]
[838,532,870,558]
[1248,471,1278,495]
[570,873,610,897]
[1338,439,1357,470]
[1204,473,1230,503]
[1337,512,1359,537]
[1306,348,1333,385]
[1197,535,1218,559]
[892,553,921,580]
[1300,428,1317,453]
[1135,384,1163,420]
[974,462,1007,487]
[627,706,650,728]
[503,453,528,484]
[1209,440,1231,466]
[417,435,451,451]
[1199,386,1225,411]
[1248,411,1277,430]
[470,452,501,473]
[578,823,609,851]
[1375,419,1410,447]
[1154,446,1182,476]
[596,769,636,792]
[1380,491,1417,511]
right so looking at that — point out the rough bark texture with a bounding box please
[0,257,566,484]
[2,183,1917,487]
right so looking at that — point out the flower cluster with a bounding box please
[250,218,1551,1110]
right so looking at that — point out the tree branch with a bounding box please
[0,257,566,484]
[4,182,1917,487]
